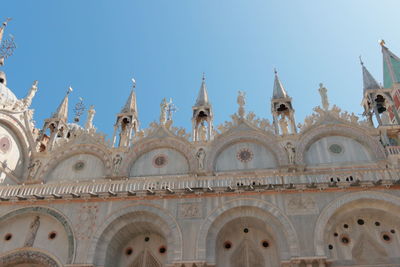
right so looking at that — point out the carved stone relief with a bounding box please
[75,204,99,240]
[285,195,318,215]
[178,203,203,219]
[24,215,40,247]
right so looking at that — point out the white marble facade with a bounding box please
[1,41,400,267]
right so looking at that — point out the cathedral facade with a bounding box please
[1,20,400,267]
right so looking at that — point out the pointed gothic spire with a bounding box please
[381,40,400,88]
[272,69,288,99]
[360,57,381,91]
[121,78,137,114]
[195,73,210,106]
[52,87,72,121]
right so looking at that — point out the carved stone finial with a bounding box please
[318,83,329,110]
[22,80,38,109]
[379,39,386,47]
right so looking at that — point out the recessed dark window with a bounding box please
[334,232,338,237]
[383,234,391,242]
[125,247,133,256]
[48,232,57,240]
[262,241,269,248]
[159,246,167,254]
[343,224,349,229]
[144,237,150,242]
[357,219,365,225]
[328,244,333,250]
[4,233,12,241]
[243,228,249,233]
[391,229,396,234]
[224,241,232,249]
[341,236,350,244]
[375,221,381,226]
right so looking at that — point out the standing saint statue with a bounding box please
[27,160,41,180]
[196,148,206,170]
[159,98,168,124]
[318,83,329,110]
[113,154,123,175]
[198,122,207,141]
[237,91,246,117]
[279,116,289,135]
[24,216,40,247]
[284,142,296,164]
[85,105,96,131]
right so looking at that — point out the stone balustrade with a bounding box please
[0,168,398,200]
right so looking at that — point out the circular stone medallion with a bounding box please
[0,135,11,154]
[329,144,343,154]
[153,154,168,168]
[73,161,86,171]
[236,148,254,163]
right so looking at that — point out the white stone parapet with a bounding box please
[0,168,398,199]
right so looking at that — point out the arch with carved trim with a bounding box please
[0,247,63,267]
[295,124,385,165]
[123,136,196,176]
[207,129,287,171]
[88,203,183,266]
[0,112,32,183]
[39,143,113,181]
[314,191,400,257]
[196,198,299,263]
[0,206,76,264]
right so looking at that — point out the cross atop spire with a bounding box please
[52,87,72,121]
[195,73,210,106]
[360,56,381,91]
[120,78,138,114]
[272,69,288,99]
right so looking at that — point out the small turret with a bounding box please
[271,70,296,135]
[37,87,72,151]
[192,73,213,142]
[112,79,139,147]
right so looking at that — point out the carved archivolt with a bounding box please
[0,206,75,264]
[88,203,183,265]
[123,137,196,176]
[314,191,400,256]
[196,198,300,261]
[39,143,113,180]
[295,124,385,165]
[0,248,62,267]
[206,130,287,171]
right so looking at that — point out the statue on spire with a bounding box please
[318,83,329,110]
[237,91,246,118]
[85,105,96,132]
[160,98,168,124]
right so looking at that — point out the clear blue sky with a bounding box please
[2,1,400,137]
